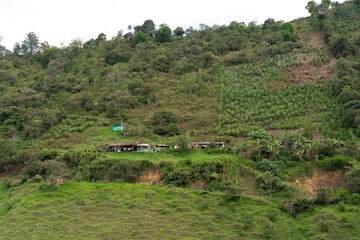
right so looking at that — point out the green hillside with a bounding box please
[1,182,360,240]
[1,0,360,239]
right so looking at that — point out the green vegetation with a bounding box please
[217,53,340,136]
[1,0,360,238]
[1,182,360,239]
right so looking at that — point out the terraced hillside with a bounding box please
[1,0,360,239]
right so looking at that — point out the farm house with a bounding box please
[108,142,154,152]
[187,142,225,149]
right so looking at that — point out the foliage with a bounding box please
[155,25,172,43]
[216,53,339,137]
[258,159,285,175]
[132,31,151,46]
[41,47,61,68]
[256,171,287,195]
[88,158,154,182]
[346,167,360,193]
[32,174,43,183]
[316,188,335,204]
[316,156,353,171]
[151,111,179,136]
[173,27,185,37]
[134,19,156,38]
[289,197,315,216]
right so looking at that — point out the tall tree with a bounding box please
[155,25,172,43]
[132,31,150,46]
[21,32,40,55]
[134,19,156,38]
[173,27,185,37]
[306,0,318,13]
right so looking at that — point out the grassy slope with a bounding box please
[0,183,359,240]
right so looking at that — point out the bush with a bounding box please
[32,174,43,183]
[317,156,353,171]
[24,159,43,177]
[153,124,180,136]
[336,189,351,203]
[291,198,315,216]
[316,188,335,204]
[88,158,154,183]
[317,147,336,160]
[256,172,286,195]
[224,52,250,65]
[151,111,178,125]
[350,193,360,204]
[346,167,360,193]
[21,175,29,184]
[151,111,180,136]
[2,178,12,188]
[251,151,262,162]
[338,201,347,212]
[258,159,284,175]
[159,161,175,172]
[164,168,196,187]
[42,160,68,178]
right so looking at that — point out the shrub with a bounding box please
[2,178,12,188]
[350,193,360,204]
[24,159,43,177]
[346,167,360,193]
[316,188,335,204]
[336,189,351,203]
[42,160,68,178]
[291,198,315,216]
[32,174,43,183]
[317,156,353,171]
[251,151,262,162]
[21,175,29,184]
[258,159,284,175]
[317,147,336,160]
[151,111,180,136]
[224,52,250,65]
[151,111,178,125]
[164,168,196,187]
[88,158,154,183]
[256,172,286,195]
[338,201,347,212]
[153,124,180,136]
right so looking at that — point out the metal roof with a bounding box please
[137,144,152,147]
[156,144,169,147]
[108,142,141,147]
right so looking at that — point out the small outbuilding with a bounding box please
[137,144,154,152]
[155,144,170,152]
[108,142,154,152]
[108,142,141,152]
[187,142,225,149]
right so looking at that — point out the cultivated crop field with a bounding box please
[217,53,340,136]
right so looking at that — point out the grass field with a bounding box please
[1,183,360,240]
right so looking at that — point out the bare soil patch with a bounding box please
[292,54,334,84]
[191,180,205,190]
[298,31,331,52]
[291,31,336,84]
[136,168,162,185]
[267,129,299,136]
[294,170,347,196]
